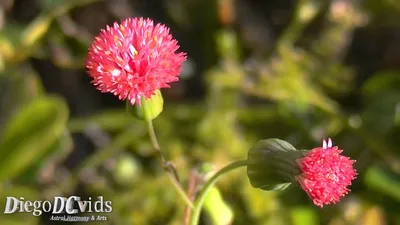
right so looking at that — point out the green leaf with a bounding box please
[203,186,234,225]
[0,0,101,65]
[364,166,400,201]
[361,71,400,98]
[361,71,400,133]
[0,95,69,182]
[361,90,400,133]
[0,68,44,136]
[17,131,73,185]
[0,24,25,62]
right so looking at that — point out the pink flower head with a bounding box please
[296,138,357,207]
[86,17,187,105]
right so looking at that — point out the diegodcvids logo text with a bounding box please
[4,196,112,216]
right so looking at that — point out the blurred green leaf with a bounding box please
[25,0,101,47]
[203,186,234,225]
[17,131,73,184]
[0,25,25,63]
[0,95,69,182]
[68,109,133,132]
[362,71,400,98]
[21,15,53,47]
[361,71,400,133]
[0,0,100,67]
[364,166,400,201]
[361,90,400,134]
[364,0,400,25]
[241,183,281,225]
[290,207,318,225]
[0,68,44,136]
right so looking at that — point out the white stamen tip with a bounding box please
[111,69,121,76]
[327,138,333,148]
[322,139,327,149]
[97,66,103,73]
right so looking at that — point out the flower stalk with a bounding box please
[189,160,249,225]
[145,119,194,209]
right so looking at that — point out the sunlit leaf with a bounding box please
[203,186,234,225]
[0,95,69,182]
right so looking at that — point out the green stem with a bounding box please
[145,119,194,209]
[167,172,194,208]
[189,160,249,225]
[146,119,164,162]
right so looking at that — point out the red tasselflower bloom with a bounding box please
[247,138,357,208]
[86,17,187,105]
[296,138,357,207]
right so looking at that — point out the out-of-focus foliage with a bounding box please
[0,0,399,224]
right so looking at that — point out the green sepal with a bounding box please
[247,138,306,191]
[127,90,164,121]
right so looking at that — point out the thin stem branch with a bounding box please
[145,119,194,209]
[189,160,249,225]
[184,170,199,225]
[167,172,194,209]
[146,119,163,161]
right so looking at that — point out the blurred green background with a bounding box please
[0,0,400,224]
